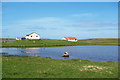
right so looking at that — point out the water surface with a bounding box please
[1,45,118,62]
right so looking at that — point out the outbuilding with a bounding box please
[62,37,77,42]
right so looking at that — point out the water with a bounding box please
[1,45,118,62]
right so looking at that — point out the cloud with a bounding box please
[3,17,68,32]
[22,17,68,27]
[72,13,94,17]
[26,26,58,30]
[28,26,47,30]
[23,17,69,30]
[2,16,118,38]
[94,22,118,27]
[4,17,117,31]
[60,21,117,29]
[24,17,62,23]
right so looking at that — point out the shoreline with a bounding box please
[1,43,119,48]
[2,54,118,63]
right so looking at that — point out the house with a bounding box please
[62,37,77,42]
[25,32,40,40]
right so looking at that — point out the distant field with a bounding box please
[1,38,119,43]
[2,55,118,78]
[78,38,119,43]
[1,38,119,48]
[0,38,15,40]
[1,39,101,47]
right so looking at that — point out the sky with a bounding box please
[1,0,120,2]
[2,2,118,39]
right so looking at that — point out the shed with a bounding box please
[62,37,77,42]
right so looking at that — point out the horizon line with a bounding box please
[1,0,120,2]
[0,37,119,39]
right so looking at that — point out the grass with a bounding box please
[78,38,119,43]
[0,53,8,54]
[2,55,118,78]
[0,38,15,40]
[1,39,118,48]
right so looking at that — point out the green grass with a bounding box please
[1,39,118,48]
[2,55,118,78]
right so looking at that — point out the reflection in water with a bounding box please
[1,45,118,62]
[63,57,70,60]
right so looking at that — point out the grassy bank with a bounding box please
[78,38,119,43]
[1,39,118,48]
[2,55,118,78]
[0,38,15,40]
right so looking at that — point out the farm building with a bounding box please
[25,32,40,40]
[62,37,77,42]
[16,32,40,40]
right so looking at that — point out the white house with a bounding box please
[62,37,77,42]
[25,32,40,40]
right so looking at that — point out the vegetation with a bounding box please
[78,38,119,43]
[0,53,8,54]
[1,39,119,48]
[1,38,119,78]
[0,38,15,40]
[2,55,118,78]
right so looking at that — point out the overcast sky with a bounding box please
[2,2,118,39]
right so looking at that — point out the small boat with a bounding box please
[62,52,69,57]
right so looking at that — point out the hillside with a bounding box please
[78,38,119,43]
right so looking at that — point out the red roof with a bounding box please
[64,37,77,40]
